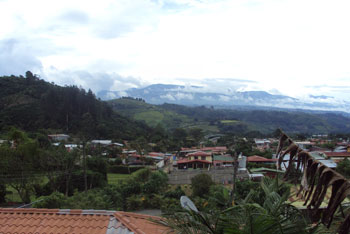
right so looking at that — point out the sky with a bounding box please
[1,0,350,102]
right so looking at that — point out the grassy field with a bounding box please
[220,120,239,124]
[107,173,132,185]
[134,111,164,126]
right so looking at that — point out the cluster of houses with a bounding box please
[48,134,170,167]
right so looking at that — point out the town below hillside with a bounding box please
[1,73,350,233]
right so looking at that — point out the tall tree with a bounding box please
[0,128,41,203]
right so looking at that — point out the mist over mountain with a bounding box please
[97,84,350,113]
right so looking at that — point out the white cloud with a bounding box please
[160,93,176,100]
[0,0,350,101]
[175,92,194,100]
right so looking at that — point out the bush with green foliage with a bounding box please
[49,170,107,196]
[164,186,185,199]
[0,183,6,204]
[133,168,152,183]
[108,165,144,174]
[191,173,214,197]
[33,192,66,209]
[126,195,143,210]
[142,171,168,194]
[336,158,350,178]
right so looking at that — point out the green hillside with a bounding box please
[109,98,350,135]
[0,74,152,140]
[108,98,195,129]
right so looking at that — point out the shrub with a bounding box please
[126,195,143,210]
[142,171,168,194]
[142,194,162,209]
[108,165,144,174]
[160,198,182,212]
[164,186,185,199]
[50,170,107,196]
[191,173,214,197]
[33,183,53,197]
[0,183,6,204]
[33,192,66,209]
[65,189,113,210]
[120,179,142,197]
[133,168,152,183]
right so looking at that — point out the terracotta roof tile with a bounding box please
[247,156,277,162]
[0,208,168,234]
[114,211,168,234]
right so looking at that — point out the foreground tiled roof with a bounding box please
[115,212,167,234]
[0,208,168,234]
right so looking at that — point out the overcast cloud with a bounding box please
[1,0,350,101]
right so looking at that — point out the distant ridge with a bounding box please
[97,84,350,113]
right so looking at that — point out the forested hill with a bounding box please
[109,98,350,135]
[0,73,152,140]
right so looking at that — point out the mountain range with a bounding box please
[98,84,350,113]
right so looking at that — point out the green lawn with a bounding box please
[107,173,132,185]
[220,120,239,124]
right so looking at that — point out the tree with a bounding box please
[0,128,42,203]
[188,128,203,143]
[336,158,350,178]
[40,147,80,196]
[191,174,214,197]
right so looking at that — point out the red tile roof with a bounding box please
[324,152,350,157]
[115,211,166,234]
[247,156,277,162]
[0,208,168,234]
[177,159,212,164]
[181,146,227,152]
[187,151,211,156]
[201,147,227,151]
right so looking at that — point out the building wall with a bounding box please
[168,168,249,184]
[188,156,212,162]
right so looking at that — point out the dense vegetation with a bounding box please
[0,73,153,140]
[109,98,350,136]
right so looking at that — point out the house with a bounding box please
[48,134,70,142]
[0,208,168,234]
[177,151,213,169]
[309,152,337,168]
[64,144,79,152]
[334,143,350,152]
[249,167,285,178]
[91,140,112,145]
[213,155,234,167]
[176,158,212,169]
[179,146,227,157]
[324,151,350,163]
[254,139,271,150]
[200,146,227,154]
[294,141,315,150]
[187,151,212,162]
[247,155,277,164]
